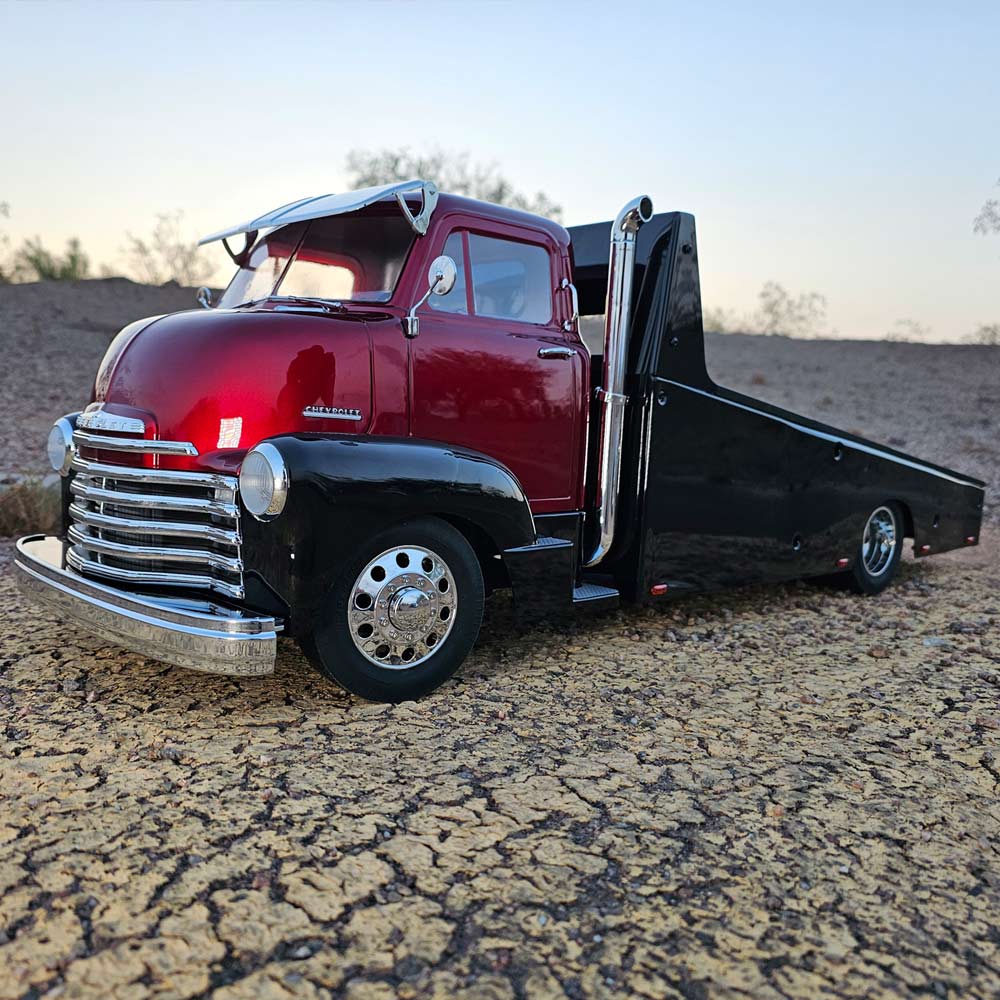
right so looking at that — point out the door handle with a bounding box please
[538,346,575,359]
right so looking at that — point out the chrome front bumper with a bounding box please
[14,535,278,676]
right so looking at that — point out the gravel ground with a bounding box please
[1,281,998,998]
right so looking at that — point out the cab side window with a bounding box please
[429,232,468,314]
[468,235,552,325]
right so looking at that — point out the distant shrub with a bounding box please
[704,282,830,338]
[887,318,933,342]
[0,480,60,538]
[755,282,828,337]
[123,210,213,286]
[966,323,1000,346]
[702,305,744,334]
[0,201,10,283]
[13,236,90,281]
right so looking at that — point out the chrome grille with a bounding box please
[67,437,244,601]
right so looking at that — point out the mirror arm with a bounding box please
[222,231,257,267]
[560,277,579,332]
[402,273,443,339]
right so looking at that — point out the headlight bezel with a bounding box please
[47,416,77,476]
[238,442,289,521]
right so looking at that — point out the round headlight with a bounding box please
[47,417,76,476]
[239,443,288,520]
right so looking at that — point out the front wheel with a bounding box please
[302,517,485,702]
[847,502,904,595]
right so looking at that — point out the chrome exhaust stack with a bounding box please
[585,194,653,568]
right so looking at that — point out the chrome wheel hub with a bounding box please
[348,544,457,670]
[862,506,896,577]
[389,587,434,631]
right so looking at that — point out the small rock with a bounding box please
[868,646,890,659]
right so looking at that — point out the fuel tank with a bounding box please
[95,308,374,471]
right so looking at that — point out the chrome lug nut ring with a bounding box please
[348,544,457,669]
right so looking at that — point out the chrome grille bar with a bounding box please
[67,424,243,601]
[71,457,236,496]
[68,504,241,546]
[70,479,238,517]
[67,549,244,601]
[68,526,243,574]
[73,429,199,456]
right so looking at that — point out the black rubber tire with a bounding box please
[846,501,904,595]
[301,517,484,702]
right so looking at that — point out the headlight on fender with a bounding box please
[47,416,77,476]
[239,443,288,521]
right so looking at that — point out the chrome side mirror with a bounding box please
[402,255,458,339]
[196,286,214,309]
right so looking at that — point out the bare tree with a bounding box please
[345,148,562,221]
[124,211,213,286]
[974,177,1000,235]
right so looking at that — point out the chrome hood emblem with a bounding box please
[77,404,145,434]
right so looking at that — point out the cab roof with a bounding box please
[198,179,569,251]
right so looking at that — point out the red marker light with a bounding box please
[836,557,850,569]
[649,583,669,596]
[965,536,977,545]
[920,544,931,553]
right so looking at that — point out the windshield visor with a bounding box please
[218,209,416,309]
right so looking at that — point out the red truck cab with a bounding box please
[15,180,985,701]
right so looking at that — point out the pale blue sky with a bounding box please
[3,0,998,340]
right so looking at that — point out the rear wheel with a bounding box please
[302,517,485,702]
[847,502,903,595]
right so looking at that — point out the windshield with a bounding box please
[217,210,416,309]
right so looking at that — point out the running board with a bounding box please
[503,536,575,622]
[572,582,619,611]
[502,534,620,619]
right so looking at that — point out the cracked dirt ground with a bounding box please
[1,535,998,1000]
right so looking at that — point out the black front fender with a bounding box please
[240,434,536,633]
